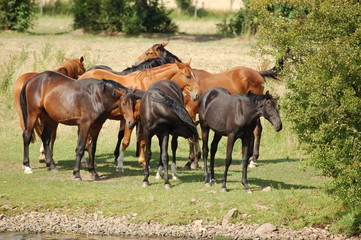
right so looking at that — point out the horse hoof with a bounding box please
[183,163,191,170]
[116,167,124,173]
[210,179,216,185]
[155,173,163,179]
[164,184,172,189]
[92,175,101,181]
[23,166,33,174]
[172,174,179,180]
[142,181,149,187]
[205,183,211,187]
[220,188,228,192]
[249,161,258,168]
[190,162,199,170]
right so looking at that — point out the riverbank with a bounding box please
[0,212,359,240]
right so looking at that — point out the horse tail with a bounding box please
[152,89,199,140]
[259,69,282,81]
[20,82,36,143]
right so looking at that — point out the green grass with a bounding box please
[0,15,347,233]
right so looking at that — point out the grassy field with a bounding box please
[0,16,344,232]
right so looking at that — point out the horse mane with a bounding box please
[54,58,84,79]
[101,79,131,94]
[151,88,198,138]
[121,57,174,75]
[153,44,182,63]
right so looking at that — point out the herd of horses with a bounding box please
[14,41,282,192]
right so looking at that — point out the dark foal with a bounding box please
[20,71,137,180]
[140,80,199,189]
[198,88,282,192]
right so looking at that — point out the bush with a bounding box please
[0,0,36,32]
[216,0,257,36]
[72,0,177,34]
[249,0,360,234]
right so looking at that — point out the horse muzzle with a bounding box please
[190,91,200,101]
[127,121,136,130]
[274,122,283,132]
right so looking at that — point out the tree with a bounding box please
[249,0,360,235]
[0,0,36,32]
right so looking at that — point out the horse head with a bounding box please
[115,88,138,130]
[56,56,85,79]
[261,91,282,132]
[135,41,181,64]
[171,59,200,102]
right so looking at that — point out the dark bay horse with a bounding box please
[198,88,282,192]
[13,56,85,162]
[79,60,200,172]
[136,42,281,169]
[20,71,137,180]
[140,80,199,189]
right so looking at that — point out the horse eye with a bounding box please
[186,75,191,79]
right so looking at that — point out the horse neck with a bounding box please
[239,95,265,120]
[138,64,178,87]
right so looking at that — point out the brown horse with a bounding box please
[13,56,85,162]
[136,42,281,169]
[78,60,200,171]
[20,71,137,180]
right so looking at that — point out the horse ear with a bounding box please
[80,56,84,63]
[186,58,192,66]
[175,60,182,68]
[161,41,169,47]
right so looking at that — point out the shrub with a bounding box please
[249,0,360,234]
[0,0,36,32]
[72,0,177,34]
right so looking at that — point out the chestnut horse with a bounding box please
[198,88,282,192]
[140,80,199,189]
[136,42,281,169]
[20,71,137,180]
[78,60,200,172]
[13,56,85,162]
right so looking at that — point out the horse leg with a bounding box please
[158,133,170,189]
[241,136,252,193]
[113,120,125,165]
[73,124,89,180]
[22,114,38,174]
[191,138,201,169]
[201,125,210,186]
[38,144,46,163]
[135,122,140,157]
[170,136,179,180]
[210,133,222,185]
[142,129,151,187]
[137,124,146,166]
[87,127,101,181]
[221,134,235,192]
[116,123,132,172]
[250,119,262,168]
[40,118,58,172]
[183,140,195,170]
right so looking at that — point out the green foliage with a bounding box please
[72,0,177,34]
[216,0,257,36]
[250,0,361,234]
[0,0,36,32]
